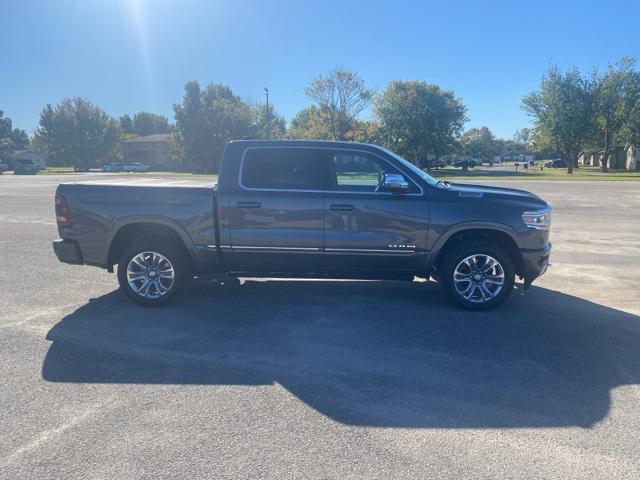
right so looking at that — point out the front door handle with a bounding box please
[330,204,355,211]
[237,201,261,209]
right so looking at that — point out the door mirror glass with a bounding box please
[380,173,409,192]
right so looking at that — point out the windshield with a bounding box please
[380,147,438,186]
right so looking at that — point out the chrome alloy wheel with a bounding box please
[453,254,505,304]
[126,251,175,299]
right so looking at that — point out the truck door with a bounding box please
[323,149,429,271]
[223,147,329,268]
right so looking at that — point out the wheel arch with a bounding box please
[106,218,196,269]
[430,224,524,277]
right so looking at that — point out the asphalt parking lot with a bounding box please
[1,174,640,479]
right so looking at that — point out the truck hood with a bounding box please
[445,182,547,207]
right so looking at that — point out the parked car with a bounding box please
[425,158,446,169]
[0,163,8,174]
[453,159,476,169]
[13,158,39,175]
[122,162,150,172]
[53,140,552,310]
[515,161,533,169]
[545,159,567,168]
[102,162,124,172]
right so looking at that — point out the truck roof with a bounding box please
[227,139,380,150]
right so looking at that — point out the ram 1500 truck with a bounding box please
[53,140,551,309]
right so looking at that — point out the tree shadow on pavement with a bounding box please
[42,280,640,429]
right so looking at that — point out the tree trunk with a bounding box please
[567,153,578,175]
[601,131,609,172]
[601,150,610,172]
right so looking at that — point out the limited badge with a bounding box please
[458,191,483,198]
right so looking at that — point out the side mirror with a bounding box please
[381,173,409,192]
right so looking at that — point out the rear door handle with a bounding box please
[236,201,261,209]
[330,204,355,211]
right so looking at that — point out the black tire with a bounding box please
[439,241,515,310]
[117,239,191,306]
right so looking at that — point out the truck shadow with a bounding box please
[42,280,640,429]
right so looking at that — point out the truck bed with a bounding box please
[55,179,218,269]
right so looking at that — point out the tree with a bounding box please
[34,97,121,169]
[591,57,640,172]
[459,127,498,162]
[346,120,379,144]
[304,68,373,140]
[522,67,593,174]
[252,103,286,139]
[287,106,338,140]
[375,80,467,164]
[287,105,379,143]
[132,111,171,136]
[173,81,255,172]
[119,114,134,134]
[0,111,13,162]
[10,128,29,149]
[513,128,533,151]
[625,98,640,149]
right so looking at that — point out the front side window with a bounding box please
[241,148,326,190]
[331,152,406,192]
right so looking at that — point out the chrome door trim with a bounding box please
[325,248,415,254]
[220,245,414,254]
[221,245,321,251]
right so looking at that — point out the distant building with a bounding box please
[626,146,640,170]
[121,134,175,170]
[579,148,631,169]
[11,149,48,169]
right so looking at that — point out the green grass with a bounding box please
[39,166,76,174]
[428,165,640,181]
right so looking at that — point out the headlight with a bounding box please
[522,207,551,229]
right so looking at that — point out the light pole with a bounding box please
[264,87,270,139]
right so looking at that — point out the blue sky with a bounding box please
[2,0,639,138]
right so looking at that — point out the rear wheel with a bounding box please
[117,240,190,306]
[439,242,515,310]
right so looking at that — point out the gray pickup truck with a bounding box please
[53,140,551,309]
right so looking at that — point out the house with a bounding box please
[121,134,175,170]
[11,149,48,169]
[626,146,640,170]
[579,148,630,169]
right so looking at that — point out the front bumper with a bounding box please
[520,242,551,288]
[53,239,84,265]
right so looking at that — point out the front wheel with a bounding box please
[439,242,515,310]
[117,240,190,306]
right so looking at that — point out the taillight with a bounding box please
[55,194,72,227]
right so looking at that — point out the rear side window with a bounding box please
[241,148,327,190]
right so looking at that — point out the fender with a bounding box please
[103,215,199,266]
[426,221,523,269]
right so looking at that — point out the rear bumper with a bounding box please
[520,243,551,288]
[53,239,84,265]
